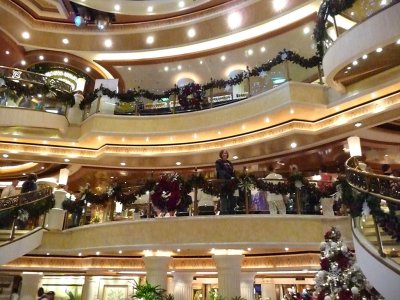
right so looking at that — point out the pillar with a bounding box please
[261,280,276,300]
[241,272,256,300]
[173,272,194,300]
[213,254,243,299]
[143,256,171,291]
[81,276,99,300]
[20,272,42,300]
[46,189,66,230]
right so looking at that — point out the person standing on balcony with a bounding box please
[265,164,286,214]
[21,173,38,193]
[215,149,236,214]
[1,179,19,198]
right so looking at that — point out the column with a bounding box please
[241,272,256,300]
[173,272,194,300]
[261,280,276,300]
[20,272,42,300]
[143,255,171,291]
[212,253,243,299]
[81,276,99,300]
[46,189,67,230]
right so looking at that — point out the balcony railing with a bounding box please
[0,66,74,116]
[345,157,400,268]
[0,187,54,241]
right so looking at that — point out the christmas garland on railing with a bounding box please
[0,76,75,107]
[79,48,321,110]
[313,0,357,58]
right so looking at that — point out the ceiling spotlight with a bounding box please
[147,6,153,13]
[64,158,70,162]
[62,38,69,44]
[176,162,182,166]
[178,1,185,8]
[114,4,121,11]
[85,67,91,72]
[232,155,239,160]
[104,39,113,48]
[164,66,169,72]
[64,57,69,63]
[39,55,44,60]
[376,47,383,53]
[187,28,196,38]
[96,14,111,31]
[362,54,368,59]
[290,142,297,149]
[220,55,226,61]
[120,162,126,166]
[355,122,362,127]
[3,154,9,158]
[260,46,266,52]
[247,49,253,56]
[146,36,154,45]
[21,60,26,66]
[21,31,30,39]
[177,65,182,70]
[352,60,358,66]
[227,12,242,30]
[303,26,310,34]
[273,0,288,11]
[5,50,10,55]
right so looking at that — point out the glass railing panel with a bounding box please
[0,66,72,117]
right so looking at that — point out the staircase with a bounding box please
[360,214,400,265]
[0,230,30,244]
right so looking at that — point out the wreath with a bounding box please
[151,173,182,212]
[177,83,204,110]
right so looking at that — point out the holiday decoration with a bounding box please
[314,227,382,300]
[151,173,182,212]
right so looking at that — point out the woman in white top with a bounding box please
[265,165,286,215]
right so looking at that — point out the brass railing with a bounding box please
[345,157,400,265]
[0,187,53,240]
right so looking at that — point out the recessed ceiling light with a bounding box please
[232,155,239,160]
[118,250,122,254]
[193,133,197,139]
[385,154,389,157]
[22,173,26,176]
[178,1,185,8]
[43,140,48,144]
[199,60,203,64]
[21,60,26,66]
[227,12,242,30]
[247,49,253,56]
[380,0,387,5]
[21,31,30,39]
[376,47,383,53]
[217,131,221,135]
[164,66,169,72]
[177,249,181,252]
[104,39,113,48]
[46,253,50,256]
[114,4,121,11]
[64,57,69,63]
[247,248,251,251]
[187,28,196,38]
[41,166,45,169]
[62,38,69,44]
[355,122,362,127]
[220,55,226,61]
[362,54,368,59]
[241,124,246,130]
[347,66,352,70]
[284,247,289,251]
[147,6,153,13]
[303,26,310,34]
[128,67,132,71]
[265,117,270,123]
[352,60,358,66]
[260,46,266,52]
[5,50,10,55]
[85,67,91,72]
[396,39,400,45]
[176,162,182,166]
[64,158,70,162]
[3,154,9,158]
[273,0,287,11]
[39,55,44,60]
[96,251,100,255]
[290,142,297,149]
[120,162,126,166]
[146,36,154,45]
[78,252,82,256]
[145,137,150,142]
[177,65,182,70]
[290,108,294,114]
[350,11,354,16]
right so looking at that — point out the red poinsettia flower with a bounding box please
[320,257,330,270]
[336,252,350,270]
[338,289,353,299]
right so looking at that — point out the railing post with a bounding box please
[244,167,249,214]
[210,88,213,108]
[172,94,176,114]
[95,95,101,113]
[372,215,386,257]
[295,188,302,214]
[317,64,324,85]
[9,197,21,240]
[284,61,291,81]
[247,77,251,97]
[194,186,199,216]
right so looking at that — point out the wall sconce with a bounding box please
[58,168,70,186]
[347,136,362,157]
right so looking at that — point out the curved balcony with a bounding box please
[345,157,400,299]
[322,2,400,91]
[0,187,54,264]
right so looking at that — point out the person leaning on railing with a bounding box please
[21,173,38,193]
[215,149,236,215]
[1,179,19,198]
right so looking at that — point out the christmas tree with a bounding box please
[314,227,382,300]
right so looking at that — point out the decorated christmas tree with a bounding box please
[314,227,382,300]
